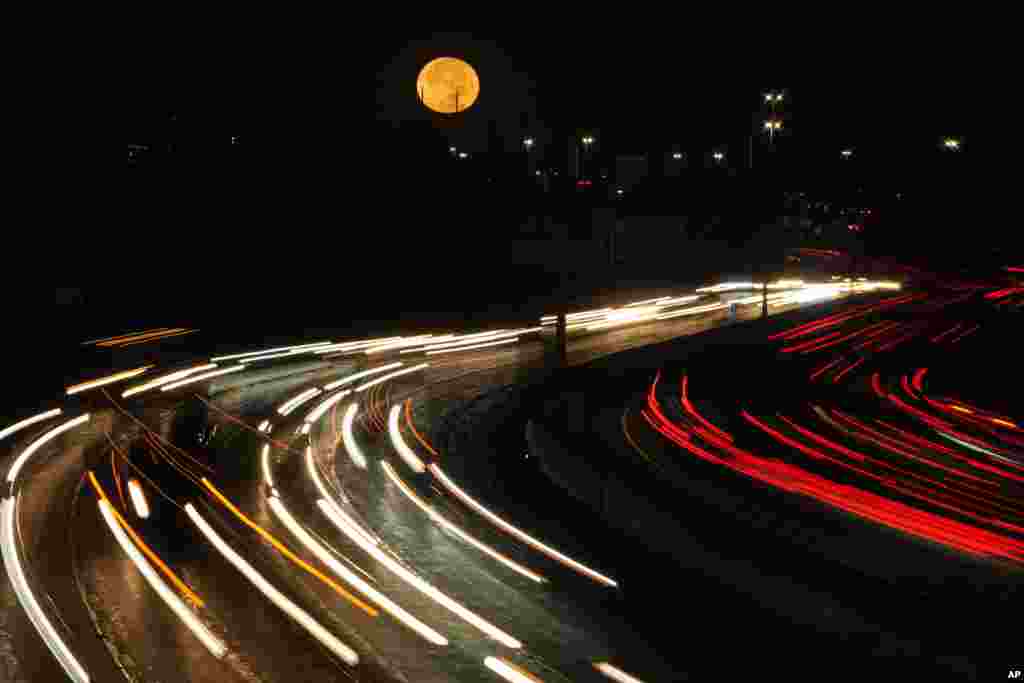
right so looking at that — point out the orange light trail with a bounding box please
[87,472,205,607]
[199,478,378,617]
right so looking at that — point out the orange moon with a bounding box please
[416,57,480,114]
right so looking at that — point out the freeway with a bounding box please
[2,271,962,682]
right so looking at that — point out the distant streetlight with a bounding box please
[672,152,684,160]
[450,146,457,154]
[764,92,783,104]
[713,151,725,162]
[943,138,961,150]
[841,148,854,159]
[579,135,595,179]
[523,137,535,149]
[458,152,469,159]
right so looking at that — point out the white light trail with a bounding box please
[0,408,62,442]
[625,296,671,307]
[98,500,225,657]
[695,282,758,293]
[305,448,381,547]
[594,661,646,683]
[341,404,367,469]
[313,337,405,354]
[484,657,541,682]
[261,444,274,486]
[210,341,334,362]
[2,498,91,682]
[184,503,359,667]
[364,335,437,354]
[300,423,311,435]
[323,362,403,391]
[160,366,246,392]
[654,302,727,321]
[317,499,522,648]
[425,337,520,355]
[267,495,448,646]
[381,462,544,583]
[6,414,90,484]
[277,387,322,416]
[304,389,353,424]
[127,479,150,518]
[122,363,218,397]
[388,405,426,473]
[257,420,270,433]
[353,363,429,393]
[233,349,316,363]
[428,465,618,588]
[66,366,152,395]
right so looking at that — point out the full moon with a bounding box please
[416,57,480,114]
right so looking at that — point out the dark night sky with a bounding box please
[133,31,985,163]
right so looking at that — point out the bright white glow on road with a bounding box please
[2,498,92,682]
[160,366,246,392]
[317,499,522,648]
[654,302,727,320]
[354,363,429,393]
[625,296,671,307]
[6,413,90,484]
[484,657,541,682]
[127,479,150,518]
[388,405,426,473]
[428,464,618,588]
[277,387,322,416]
[696,282,757,293]
[300,423,311,435]
[304,389,352,424]
[185,503,359,667]
[381,462,545,583]
[66,365,152,395]
[122,363,218,397]
[365,334,438,354]
[323,362,404,390]
[268,495,448,646]
[98,500,225,657]
[341,404,367,469]
[0,408,62,442]
[261,444,274,486]
[305,448,381,547]
[313,337,405,354]
[594,662,646,683]
[210,341,333,362]
[234,349,318,363]
[425,337,520,355]
[257,419,270,432]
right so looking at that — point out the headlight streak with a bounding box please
[484,656,543,682]
[354,363,429,393]
[127,478,150,518]
[316,499,523,649]
[210,341,334,362]
[160,366,246,392]
[97,499,227,658]
[199,478,377,617]
[305,447,382,548]
[122,363,218,397]
[380,462,545,583]
[0,408,62,442]
[6,413,90,485]
[313,337,405,354]
[594,662,646,683]
[261,444,274,486]
[65,366,153,395]
[323,362,404,391]
[304,389,353,424]
[266,495,449,646]
[341,404,368,469]
[184,503,360,667]
[388,406,426,473]
[427,465,619,588]
[277,387,322,416]
[1,497,92,682]
[425,337,520,355]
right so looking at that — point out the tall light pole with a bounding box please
[580,135,595,179]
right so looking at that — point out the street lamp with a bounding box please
[713,151,725,162]
[579,135,595,179]
[672,152,684,160]
[764,92,783,104]
[764,119,782,142]
[943,138,961,150]
[458,151,469,159]
[841,148,854,159]
[523,137,535,150]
